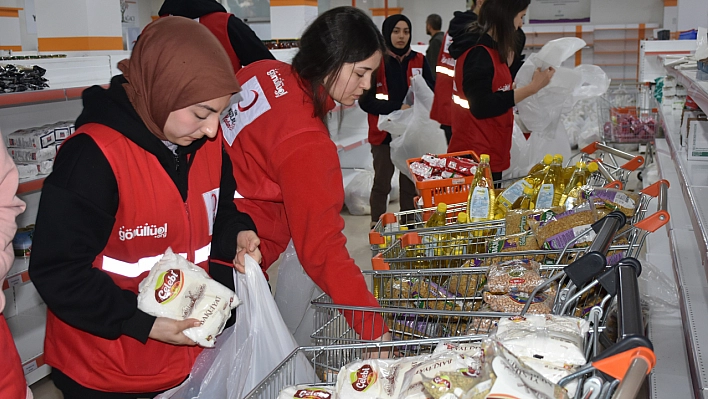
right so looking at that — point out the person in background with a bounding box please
[219,7,391,343]
[0,137,31,399]
[447,0,554,181]
[359,14,435,228]
[158,0,274,73]
[430,0,482,144]
[425,13,444,73]
[28,18,260,398]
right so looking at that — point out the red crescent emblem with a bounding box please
[237,90,259,112]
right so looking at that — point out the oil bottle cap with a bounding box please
[480,154,490,163]
[553,154,563,163]
[575,161,585,168]
[587,162,599,173]
[437,203,447,213]
[543,154,553,165]
[457,212,468,223]
[400,226,409,231]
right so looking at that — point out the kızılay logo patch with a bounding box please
[155,269,183,304]
[293,388,332,398]
[350,364,377,392]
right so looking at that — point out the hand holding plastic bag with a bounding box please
[156,255,316,399]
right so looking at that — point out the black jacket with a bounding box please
[358,52,435,145]
[449,31,515,120]
[158,0,274,66]
[426,31,444,72]
[448,10,477,39]
[28,76,256,343]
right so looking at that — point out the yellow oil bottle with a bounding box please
[533,154,564,209]
[446,212,469,256]
[511,185,535,211]
[560,162,599,209]
[528,154,554,175]
[467,154,495,253]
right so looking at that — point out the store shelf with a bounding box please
[594,50,638,54]
[5,303,47,385]
[16,176,46,195]
[666,67,708,118]
[2,257,31,291]
[653,104,708,397]
[0,84,105,108]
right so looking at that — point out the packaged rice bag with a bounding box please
[486,259,544,294]
[483,288,555,314]
[278,385,337,399]
[137,248,240,347]
[504,207,565,235]
[493,315,589,366]
[534,202,598,248]
[586,186,640,217]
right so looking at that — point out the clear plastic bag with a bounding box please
[344,169,374,216]
[156,255,316,399]
[384,74,448,181]
[274,240,323,347]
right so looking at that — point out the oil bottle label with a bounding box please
[470,187,490,219]
[535,184,555,209]
[499,179,532,208]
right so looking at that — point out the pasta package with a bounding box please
[534,203,598,249]
[412,279,472,312]
[137,248,240,347]
[486,259,544,294]
[587,186,640,217]
[504,207,565,235]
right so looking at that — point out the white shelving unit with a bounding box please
[646,58,708,397]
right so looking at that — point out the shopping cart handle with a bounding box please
[597,257,642,298]
[588,211,627,255]
[616,258,644,340]
[563,251,607,287]
[590,336,655,380]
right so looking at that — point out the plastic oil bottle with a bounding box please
[528,154,553,175]
[446,212,470,256]
[425,203,448,257]
[533,154,564,209]
[560,161,599,209]
[511,185,535,211]
[467,154,495,253]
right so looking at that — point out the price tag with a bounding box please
[452,178,466,185]
[22,360,38,375]
[7,274,23,288]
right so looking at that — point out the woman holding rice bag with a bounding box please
[29,17,260,398]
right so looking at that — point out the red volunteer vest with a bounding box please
[198,12,242,73]
[367,52,425,145]
[429,32,455,126]
[449,46,513,172]
[44,124,223,393]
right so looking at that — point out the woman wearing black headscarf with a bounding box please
[359,14,435,228]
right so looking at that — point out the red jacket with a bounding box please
[44,124,221,393]
[198,12,242,73]
[367,53,425,145]
[449,46,513,172]
[221,60,387,340]
[430,32,455,126]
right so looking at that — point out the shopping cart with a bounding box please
[567,141,646,190]
[370,180,669,264]
[245,222,663,399]
[597,84,659,145]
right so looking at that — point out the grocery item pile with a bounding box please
[5,121,75,179]
[0,64,49,93]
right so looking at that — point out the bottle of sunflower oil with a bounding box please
[467,154,495,253]
[560,162,599,209]
[533,154,564,209]
[446,212,469,256]
[528,154,553,175]
[425,203,448,256]
[495,178,535,219]
[511,185,535,211]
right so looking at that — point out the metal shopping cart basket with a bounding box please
[597,84,659,145]
[244,189,668,398]
[567,141,646,190]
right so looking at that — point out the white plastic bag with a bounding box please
[516,37,609,160]
[137,248,240,347]
[344,169,374,215]
[504,119,530,179]
[157,255,316,399]
[695,27,708,60]
[384,75,447,180]
[275,240,323,347]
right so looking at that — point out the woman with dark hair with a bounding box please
[359,14,435,228]
[28,17,260,398]
[448,0,554,181]
[220,6,391,342]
